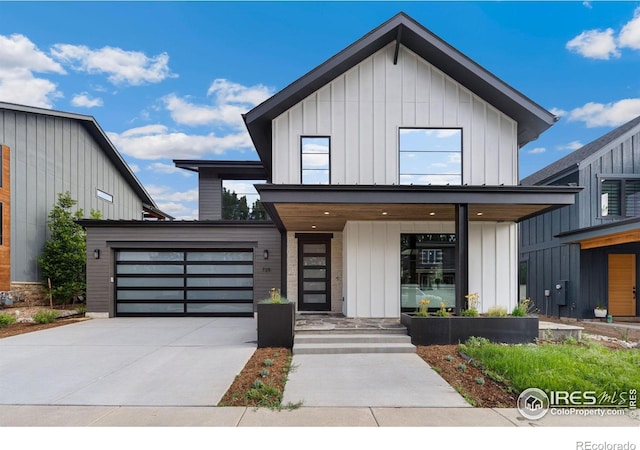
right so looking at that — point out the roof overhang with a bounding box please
[557,217,640,250]
[244,12,556,175]
[173,160,267,180]
[256,184,582,231]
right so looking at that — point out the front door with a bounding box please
[608,254,636,316]
[297,234,332,311]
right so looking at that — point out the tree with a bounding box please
[38,192,89,305]
[249,199,267,220]
[222,188,249,220]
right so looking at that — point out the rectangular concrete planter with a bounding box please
[401,313,539,345]
[257,302,295,348]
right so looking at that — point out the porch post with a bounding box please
[455,203,469,316]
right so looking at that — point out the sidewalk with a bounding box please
[0,405,637,427]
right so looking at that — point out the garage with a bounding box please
[115,249,254,317]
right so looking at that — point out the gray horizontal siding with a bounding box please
[0,109,143,282]
[86,224,282,316]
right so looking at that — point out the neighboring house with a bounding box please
[83,12,579,318]
[520,115,640,319]
[0,102,170,298]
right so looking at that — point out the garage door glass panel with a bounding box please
[117,251,184,261]
[117,290,184,300]
[187,303,253,313]
[187,277,253,287]
[187,252,253,261]
[117,277,184,287]
[117,303,184,313]
[117,264,184,274]
[187,290,253,300]
[186,265,253,274]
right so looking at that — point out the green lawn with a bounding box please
[459,338,640,395]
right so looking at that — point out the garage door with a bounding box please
[115,249,254,316]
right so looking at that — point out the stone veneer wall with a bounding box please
[10,281,47,304]
[287,231,343,313]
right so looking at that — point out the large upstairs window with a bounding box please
[600,176,640,218]
[399,128,462,185]
[301,136,330,184]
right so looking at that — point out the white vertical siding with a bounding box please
[273,43,518,186]
[468,222,518,312]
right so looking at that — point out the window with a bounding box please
[96,189,113,203]
[600,177,640,217]
[399,128,462,185]
[401,234,456,311]
[301,137,330,184]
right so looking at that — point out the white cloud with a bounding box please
[147,185,198,203]
[147,162,192,177]
[164,78,274,128]
[156,201,194,219]
[527,147,546,154]
[568,98,640,127]
[51,44,176,86]
[107,124,252,160]
[619,7,640,50]
[557,140,584,151]
[0,33,65,107]
[128,163,140,173]
[549,107,567,118]
[566,28,619,60]
[71,92,103,108]
[583,1,592,9]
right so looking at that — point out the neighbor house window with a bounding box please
[399,128,462,185]
[600,176,640,217]
[301,136,330,184]
[97,189,113,203]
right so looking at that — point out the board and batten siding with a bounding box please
[272,43,518,186]
[85,224,282,317]
[343,220,517,318]
[578,127,640,229]
[0,109,144,282]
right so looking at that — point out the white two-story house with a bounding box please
[244,12,580,318]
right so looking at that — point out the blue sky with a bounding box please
[3,1,640,219]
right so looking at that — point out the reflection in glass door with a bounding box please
[401,234,456,312]
[297,235,332,311]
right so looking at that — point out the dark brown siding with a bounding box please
[85,223,281,316]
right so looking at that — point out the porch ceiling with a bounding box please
[273,203,553,231]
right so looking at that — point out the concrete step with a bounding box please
[293,333,416,355]
[295,327,408,335]
[293,342,417,355]
[538,321,583,342]
[295,333,412,344]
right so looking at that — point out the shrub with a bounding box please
[33,310,59,324]
[461,308,479,317]
[0,313,17,327]
[263,359,274,367]
[486,306,508,317]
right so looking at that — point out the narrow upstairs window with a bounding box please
[301,137,330,184]
[97,189,113,203]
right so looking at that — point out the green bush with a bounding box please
[0,313,17,327]
[33,310,59,324]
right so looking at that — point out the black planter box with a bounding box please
[257,302,295,348]
[401,313,539,345]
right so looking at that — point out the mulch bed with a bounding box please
[0,317,90,339]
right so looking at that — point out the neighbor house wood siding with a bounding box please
[272,43,518,186]
[0,109,143,283]
[342,220,517,318]
[85,224,282,316]
[0,146,10,290]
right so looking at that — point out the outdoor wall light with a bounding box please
[94,249,101,259]
[263,249,269,260]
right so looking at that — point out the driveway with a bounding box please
[0,317,256,406]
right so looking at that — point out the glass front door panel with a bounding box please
[298,236,331,311]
